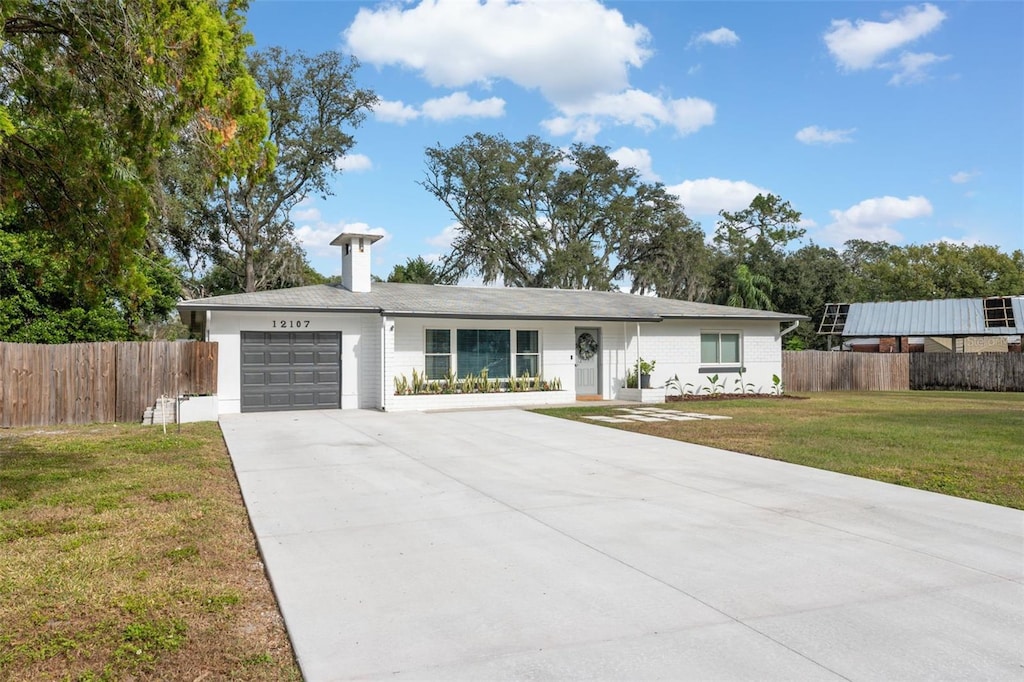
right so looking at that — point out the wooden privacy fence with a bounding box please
[784,350,1024,392]
[0,341,218,427]
[783,351,910,392]
[910,353,1024,392]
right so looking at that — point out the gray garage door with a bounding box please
[241,332,341,412]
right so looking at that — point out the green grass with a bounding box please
[0,423,301,681]
[535,391,1024,509]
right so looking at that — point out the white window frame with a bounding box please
[700,330,742,366]
[422,327,541,379]
[514,329,541,377]
[424,328,452,379]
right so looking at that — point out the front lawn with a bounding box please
[535,391,1024,509]
[0,423,301,681]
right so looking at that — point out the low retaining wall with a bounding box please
[617,388,665,404]
[386,390,574,412]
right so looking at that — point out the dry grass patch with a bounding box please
[535,391,1024,509]
[0,423,301,681]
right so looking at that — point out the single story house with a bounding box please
[177,233,806,414]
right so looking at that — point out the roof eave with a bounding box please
[175,303,382,314]
[660,313,810,322]
[383,310,664,322]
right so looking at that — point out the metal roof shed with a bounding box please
[819,296,1024,337]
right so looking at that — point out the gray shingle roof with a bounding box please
[840,297,1024,336]
[178,282,806,322]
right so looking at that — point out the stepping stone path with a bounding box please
[583,407,732,424]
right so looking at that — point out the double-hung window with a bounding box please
[700,332,741,365]
[515,330,539,376]
[424,329,451,379]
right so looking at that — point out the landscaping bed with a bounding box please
[665,393,808,402]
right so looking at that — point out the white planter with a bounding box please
[617,388,665,404]
[178,396,219,422]
[386,390,574,412]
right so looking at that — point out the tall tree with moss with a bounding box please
[0,0,267,339]
[186,48,378,294]
[423,134,704,291]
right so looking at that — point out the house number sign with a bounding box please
[272,320,311,328]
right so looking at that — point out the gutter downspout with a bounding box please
[779,320,800,340]
[380,315,388,411]
[623,321,627,393]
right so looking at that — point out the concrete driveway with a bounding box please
[220,409,1023,681]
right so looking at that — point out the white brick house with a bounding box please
[177,233,806,414]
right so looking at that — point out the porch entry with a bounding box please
[574,327,601,396]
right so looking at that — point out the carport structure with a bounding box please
[221,408,1023,681]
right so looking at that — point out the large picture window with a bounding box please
[701,332,741,365]
[425,328,542,379]
[424,329,451,379]
[457,329,511,377]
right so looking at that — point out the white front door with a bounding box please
[574,328,600,395]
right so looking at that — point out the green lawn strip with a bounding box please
[0,423,301,681]
[534,392,1024,509]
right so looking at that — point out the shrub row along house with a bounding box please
[177,233,806,414]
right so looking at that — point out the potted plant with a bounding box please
[636,358,656,389]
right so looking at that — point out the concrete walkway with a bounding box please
[220,409,1023,681]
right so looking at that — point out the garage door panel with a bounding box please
[268,393,295,407]
[266,352,292,365]
[291,371,316,385]
[242,371,268,385]
[241,394,268,409]
[241,331,341,412]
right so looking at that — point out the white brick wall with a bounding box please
[207,310,375,413]
[619,320,784,396]
[359,315,382,409]
[206,310,787,413]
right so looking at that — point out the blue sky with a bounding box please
[244,0,1024,281]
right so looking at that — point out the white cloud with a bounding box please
[346,0,713,139]
[664,177,770,216]
[544,90,715,140]
[887,51,950,85]
[374,99,420,124]
[421,91,505,121]
[291,205,392,259]
[608,147,659,181]
[426,222,460,250]
[938,234,982,247]
[334,153,373,172]
[690,27,740,48]
[824,3,946,70]
[820,195,932,244]
[795,125,856,145]
[950,170,979,184]
[345,0,650,103]
[290,199,321,223]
